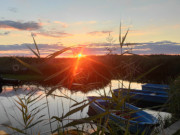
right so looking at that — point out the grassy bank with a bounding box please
[2,74,44,81]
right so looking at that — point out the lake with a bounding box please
[0,80,170,135]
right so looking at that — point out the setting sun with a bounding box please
[78,53,82,58]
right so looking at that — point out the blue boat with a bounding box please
[87,96,158,135]
[114,88,168,104]
[142,83,169,92]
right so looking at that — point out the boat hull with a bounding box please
[142,83,169,92]
[87,96,158,135]
[114,88,168,104]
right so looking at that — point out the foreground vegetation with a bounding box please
[169,76,180,120]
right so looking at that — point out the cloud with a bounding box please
[87,31,112,36]
[75,21,97,25]
[54,21,68,28]
[131,41,180,54]
[0,43,69,57]
[0,43,65,51]
[34,31,73,38]
[80,40,180,55]
[0,31,10,36]
[0,20,41,30]
[0,41,180,57]
[173,24,180,29]
[85,42,118,48]
[8,7,18,13]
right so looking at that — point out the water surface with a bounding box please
[0,80,170,134]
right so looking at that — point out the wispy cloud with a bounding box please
[0,20,41,30]
[87,30,112,36]
[133,41,180,54]
[0,43,65,51]
[34,31,73,38]
[54,21,68,28]
[0,31,10,36]
[8,7,18,13]
[75,21,97,25]
[173,24,180,29]
[79,40,180,55]
[0,43,68,57]
[0,41,180,57]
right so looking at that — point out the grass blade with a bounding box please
[2,124,26,134]
[64,111,109,128]
[121,29,129,46]
[27,46,40,58]
[47,47,72,59]
[14,57,42,74]
[119,22,122,48]
[44,66,70,81]
[71,99,87,108]
[31,33,40,57]
[135,64,162,81]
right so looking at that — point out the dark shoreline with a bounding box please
[1,54,180,91]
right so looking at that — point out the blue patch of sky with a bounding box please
[1,0,180,26]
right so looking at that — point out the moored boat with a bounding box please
[113,88,168,104]
[87,96,158,135]
[142,83,169,92]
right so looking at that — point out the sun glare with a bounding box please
[78,53,82,58]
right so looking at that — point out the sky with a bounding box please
[0,0,180,57]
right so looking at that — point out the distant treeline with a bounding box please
[0,55,180,85]
[108,55,180,84]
